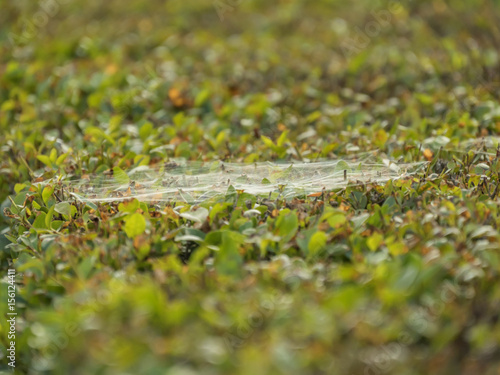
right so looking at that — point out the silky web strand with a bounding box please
[52,154,427,204]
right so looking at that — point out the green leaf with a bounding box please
[37,155,52,167]
[175,231,205,242]
[33,212,48,229]
[139,122,154,140]
[327,214,346,228]
[118,199,140,213]
[205,231,222,248]
[334,160,351,173]
[51,220,64,231]
[180,207,209,223]
[76,257,94,279]
[214,231,244,276]
[194,89,210,106]
[113,166,130,185]
[276,130,289,147]
[85,126,116,145]
[309,231,327,256]
[55,202,71,217]
[261,135,276,149]
[42,186,54,205]
[13,191,28,206]
[350,191,367,210]
[306,111,322,123]
[4,234,18,243]
[14,183,27,193]
[270,164,293,183]
[140,202,150,217]
[124,213,146,238]
[56,153,68,166]
[209,203,231,221]
[275,210,298,243]
[49,148,58,163]
[367,233,384,251]
[45,205,55,228]
[179,190,195,204]
[225,185,237,203]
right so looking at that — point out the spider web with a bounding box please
[58,152,426,204]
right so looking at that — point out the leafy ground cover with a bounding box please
[1,0,500,374]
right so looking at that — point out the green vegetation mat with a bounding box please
[1,0,500,374]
